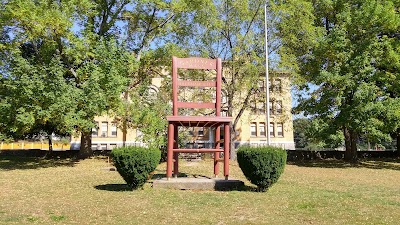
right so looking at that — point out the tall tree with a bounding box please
[1,0,136,157]
[111,0,213,146]
[273,0,400,161]
[1,0,215,156]
[187,0,283,159]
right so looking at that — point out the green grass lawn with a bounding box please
[0,155,399,224]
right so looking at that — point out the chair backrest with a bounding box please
[172,56,222,116]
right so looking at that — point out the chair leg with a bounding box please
[224,123,230,180]
[167,123,174,180]
[214,126,220,177]
[173,126,179,178]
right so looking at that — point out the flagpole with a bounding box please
[265,4,271,145]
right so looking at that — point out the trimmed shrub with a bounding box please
[237,146,287,192]
[111,146,161,189]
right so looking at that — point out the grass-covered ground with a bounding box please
[0,155,399,224]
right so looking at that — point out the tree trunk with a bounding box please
[79,131,92,158]
[230,126,237,160]
[48,135,53,152]
[343,127,358,162]
[123,91,129,147]
[397,128,400,157]
[122,121,127,147]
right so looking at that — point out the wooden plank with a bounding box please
[173,149,224,153]
[167,116,232,122]
[178,80,216,87]
[177,102,216,109]
[169,120,226,128]
[174,57,217,70]
[172,57,179,115]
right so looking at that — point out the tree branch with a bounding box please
[148,13,175,33]
[233,87,254,128]
[137,7,157,61]
[243,2,262,39]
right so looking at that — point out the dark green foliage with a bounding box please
[237,146,287,192]
[111,146,161,190]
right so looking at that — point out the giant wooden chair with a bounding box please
[166,56,232,180]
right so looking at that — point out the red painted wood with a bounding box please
[172,57,178,116]
[224,123,230,178]
[174,57,217,70]
[176,102,216,109]
[167,123,174,178]
[167,117,231,129]
[216,58,222,116]
[178,80,216,87]
[173,126,179,177]
[167,116,232,122]
[167,56,231,179]
[214,126,221,176]
[173,149,224,153]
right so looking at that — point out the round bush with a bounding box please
[111,146,161,190]
[237,146,287,192]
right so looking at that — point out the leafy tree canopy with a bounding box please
[273,0,400,160]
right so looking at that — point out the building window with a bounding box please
[221,110,228,117]
[92,122,98,137]
[222,92,227,104]
[269,122,275,137]
[259,123,266,137]
[198,127,204,136]
[258,80,265,92]
[111,123,117,137]
[277,123,284,137]
[136,129,143,138]
[91,144,99,150]
[256,101,265,114]
[276,100,282,114]
[220,125,225,138]
[273,79,282,92]
[269,79,282,92]
[251,123,257,137]
[269,101,274,115]
[101,122,108,137]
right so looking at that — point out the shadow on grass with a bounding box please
[0,155,78,170]
[290,158,400,171]
[94,184,133,192]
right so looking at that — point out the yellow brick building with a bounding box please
[71,73,295,150]
[237,72,295,149]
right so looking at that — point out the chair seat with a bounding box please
[167,116,232,128]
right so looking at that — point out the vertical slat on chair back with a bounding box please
[172,56,222,116]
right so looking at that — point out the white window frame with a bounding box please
[269,122,275,137]
[277,123,284,137]
[111,123,117,137]
[101,122,108,137]
[276,100,282,114]
[250,123,257,137]
[259,122,266,137]
[92,122,98,137]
